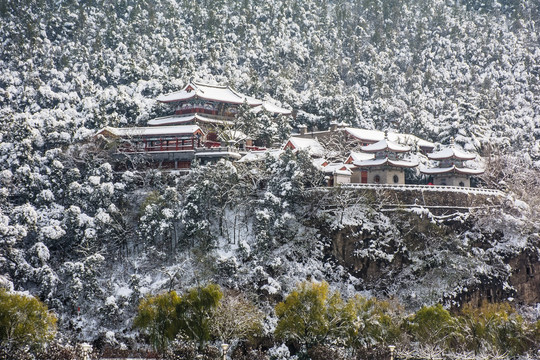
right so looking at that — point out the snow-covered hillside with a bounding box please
[1,0,540,357]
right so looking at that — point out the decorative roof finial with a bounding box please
[384,129,388,140]
[450,136,455,147]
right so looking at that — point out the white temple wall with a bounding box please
[367,168,405,184]
[334,173,351,185]
[433,175,470,187]
[350,168,364,183]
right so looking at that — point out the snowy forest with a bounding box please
[1,0,540,359]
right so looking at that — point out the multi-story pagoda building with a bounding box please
[149,81,291,144]
[352,131,418,184]
[95,81,292,170]
[420,140,484,187]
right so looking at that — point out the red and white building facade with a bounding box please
[352,133,418,185]
[95,81,292,170]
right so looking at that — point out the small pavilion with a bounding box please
[353,131,418,184]
[420,139,484,187]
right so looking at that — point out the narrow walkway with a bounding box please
[337,183,505,197]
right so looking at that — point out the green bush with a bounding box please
[0,289,57,352]
[133,290,181,351]
[405,304,457,347]
[457,302,531,356]
[275,281,348,350]
[134,284,223,352]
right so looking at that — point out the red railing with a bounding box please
[204,141,222,148]
[144,144,195,152]
[245,146,267,151]
[117,137,204,152]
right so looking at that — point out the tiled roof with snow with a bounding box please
[312,158,328,169]
[285,137,325,157]
[321,162,353,174]
[345,128,435,149]
[346,151,375,163]
[361,139,411,153]
[420,165,484,175]
[147,114,233,126]
[333,168,353,176]
[96,125,202,138]
[237,149,284,162]
[354,158,418,168]
[428,147,477,161]
[156,81,263,105]
[195,151,242,159]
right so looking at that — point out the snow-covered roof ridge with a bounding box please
[346,151,375,163]
[428,145,477,161]
[420,165,484,175]
[354,158,418,168]
[321,162,353,175]
[147,114,233,126]
[96,125,202,137]
[237,149,284,162]
[361,139,411,153]
[344,127,435,150]
[156,81,263,106]
[284,137,325,157]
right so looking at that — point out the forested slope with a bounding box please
[1,0,540,355]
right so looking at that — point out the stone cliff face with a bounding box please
[321,188,539,308]
[451,251,540,307]
[509,252,540,304]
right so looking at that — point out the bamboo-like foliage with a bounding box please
[133,290,181,351]
[275,280,400,354]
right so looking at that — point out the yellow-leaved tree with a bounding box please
[274,281,349,351]
[134,284,223,352]
[133,290,181,351]
[343,295,401,350]
[175,283,223,350]
[457,302,531,356]
[0,289,57,351]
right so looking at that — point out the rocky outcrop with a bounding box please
[323,197,540,307]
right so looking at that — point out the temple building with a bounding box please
[352,131,418,184]
[94,80,291,170]
[321,162,353,186]
[94,125,243,169]
[150,81,291,143]
[344,151,374,183]
[420,140,484,187]
[282,137,325,158]
[294,125,435,153]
